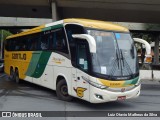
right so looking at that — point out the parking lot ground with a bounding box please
[0,73,160,120]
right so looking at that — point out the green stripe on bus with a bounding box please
[123,76,139,86]
[25,51,52,78]
[32,51,51,78]
[25,52,42,77]
[131,76,139,84]
[51,24,63,30]
[42,24,63,32]
[42,27,52,31]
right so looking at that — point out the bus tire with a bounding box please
[10,68,15,81]
[15,69,20,83]
[56,79,73,101]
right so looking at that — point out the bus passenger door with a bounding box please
[74,40,90,101]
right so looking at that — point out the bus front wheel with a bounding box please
[56,79,73,101]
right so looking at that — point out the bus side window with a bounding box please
[29,39,36,50]
[4,40,8,51]
[28,33,41,51]
[52,28,69,54]
[13,39,18,51]
[65,24,86,42]
[18,38,26,51]
[77,41,89,71]
[5,40,9,51]
[41,34,49,50]
[65,24,86,66]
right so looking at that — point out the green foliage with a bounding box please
[0,30,12,52]
[0,29,12,42]
[131,32,155,52]
[131,32,153,43]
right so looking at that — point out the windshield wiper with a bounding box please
[130,43,135,59]
[109,49,120,76]
[116,49,120,69]
[120,49,133,75]
[120,49,124,67]
[119,49,123,75]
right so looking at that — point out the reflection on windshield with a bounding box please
[88,30,139,79]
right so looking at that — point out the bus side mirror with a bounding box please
[133,38,152,63]
[72,34,96,53]
[144,54,152,63]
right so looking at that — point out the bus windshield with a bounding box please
[87,29,139,79]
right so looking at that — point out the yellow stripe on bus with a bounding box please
[6,25,45,39]
[64,18,129,32]
[98,78,126,88]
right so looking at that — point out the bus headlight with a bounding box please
[82,76,108,89]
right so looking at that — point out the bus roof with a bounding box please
[7,18,129,39]
[64,18,129,32]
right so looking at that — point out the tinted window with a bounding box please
[28,33,41,51]
[65,24,86,66]
[5,27,69,55]
[77,41,89,71]
[65,24,86,43]
[41,33,50,50]
[5,33,41,51]
[55,29,68,54]
[43,28,69,54]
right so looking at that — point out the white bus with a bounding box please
[5,18,141,103]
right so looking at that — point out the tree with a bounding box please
[0,30,12,59]
[0,29,12,42]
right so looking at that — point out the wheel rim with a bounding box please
[60,85,68,96]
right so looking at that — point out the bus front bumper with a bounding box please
[89,84,141,103]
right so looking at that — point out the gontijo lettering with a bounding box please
[12,53,26,60]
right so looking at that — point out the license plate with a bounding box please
[117,96,126,101]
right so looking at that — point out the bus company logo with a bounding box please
[52,57,65,64]
[1,112,42,117]
[2,112,11,117]
[73,87,87,98]
[121,88,125,92]
[12,53,26,60]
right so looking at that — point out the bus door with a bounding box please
[73,40,90,101]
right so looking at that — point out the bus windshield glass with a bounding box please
[87,29,139,79]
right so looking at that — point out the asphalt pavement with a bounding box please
[0,73,160,120]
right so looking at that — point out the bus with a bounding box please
[4,18,140,103]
